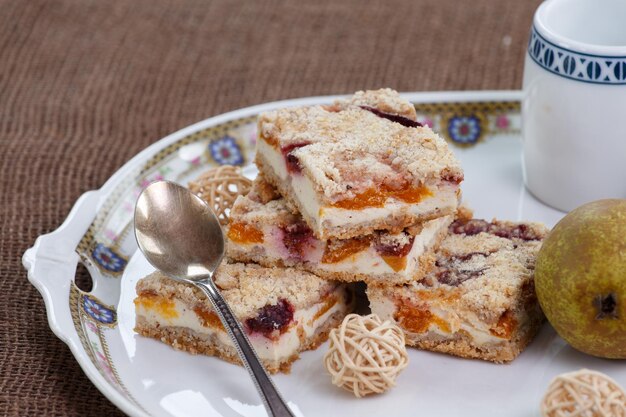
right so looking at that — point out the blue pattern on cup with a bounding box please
[528,25,626,85]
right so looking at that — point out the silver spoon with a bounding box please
[134,180,295,417]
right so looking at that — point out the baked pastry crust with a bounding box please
[136,261,338,318]
[135,262,354,373]
[227,245,438,285]
[257,91,462,200]
[328,88,418,120]
[226,176,452,285]
[135,308,346,374]
[256,156,460,240]
[368,218,549,363]
[255,89,463,240]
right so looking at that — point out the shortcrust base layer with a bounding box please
[402,315,544,363]
[135,309,346,374]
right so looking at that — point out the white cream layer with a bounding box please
[257,138,458,239]
[230,215,451,278]
[369,294,507,346]
[136,290,346,363]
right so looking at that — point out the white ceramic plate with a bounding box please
[23,91,626,417]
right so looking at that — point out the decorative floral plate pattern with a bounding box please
[23,91,626,417]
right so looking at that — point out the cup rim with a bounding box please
[535,0,626,57]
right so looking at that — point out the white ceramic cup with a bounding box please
[522,0,626,212]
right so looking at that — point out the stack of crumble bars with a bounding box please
[135,89,548,372]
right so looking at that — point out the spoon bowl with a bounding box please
[134,180,224,280]
[134,180,294,417]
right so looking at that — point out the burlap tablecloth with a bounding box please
[0,0,540,415]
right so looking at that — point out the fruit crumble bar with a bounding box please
[135,262,354,373]
[368,218,549,363]
[226,176,453,285]
[255,88,463,240]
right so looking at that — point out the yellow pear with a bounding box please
[535,199,626,358]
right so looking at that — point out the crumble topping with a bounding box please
[291,112,461,202]
[449,218,545,241]
[247,173,280,203]
[330,88,418,120]
[228,177,298,228]
[374,231,415,258]
[434,252,491,287]
[375,230,413,248]
[257,89,463,203]
[136,262,337,319]
[391,219,549,323]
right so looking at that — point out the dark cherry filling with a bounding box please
[492,223,541,241]
[449,219,490,236]
[285,154,301,174]
[281,143,309,174]
[436,267,487,287]
[282,222,314,259]
[246,299,295,337]
[374,233,415,257]
[359,105,423,128]
[449,219,542,241]
[434,252,490,286]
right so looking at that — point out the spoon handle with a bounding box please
[195,280,296,417]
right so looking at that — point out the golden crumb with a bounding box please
[331,88,418,120]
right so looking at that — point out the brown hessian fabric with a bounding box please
[0,0,540,415]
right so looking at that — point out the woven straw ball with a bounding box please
[188,165,252,225]
[324,313,409,398]
[541,369,626,417]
